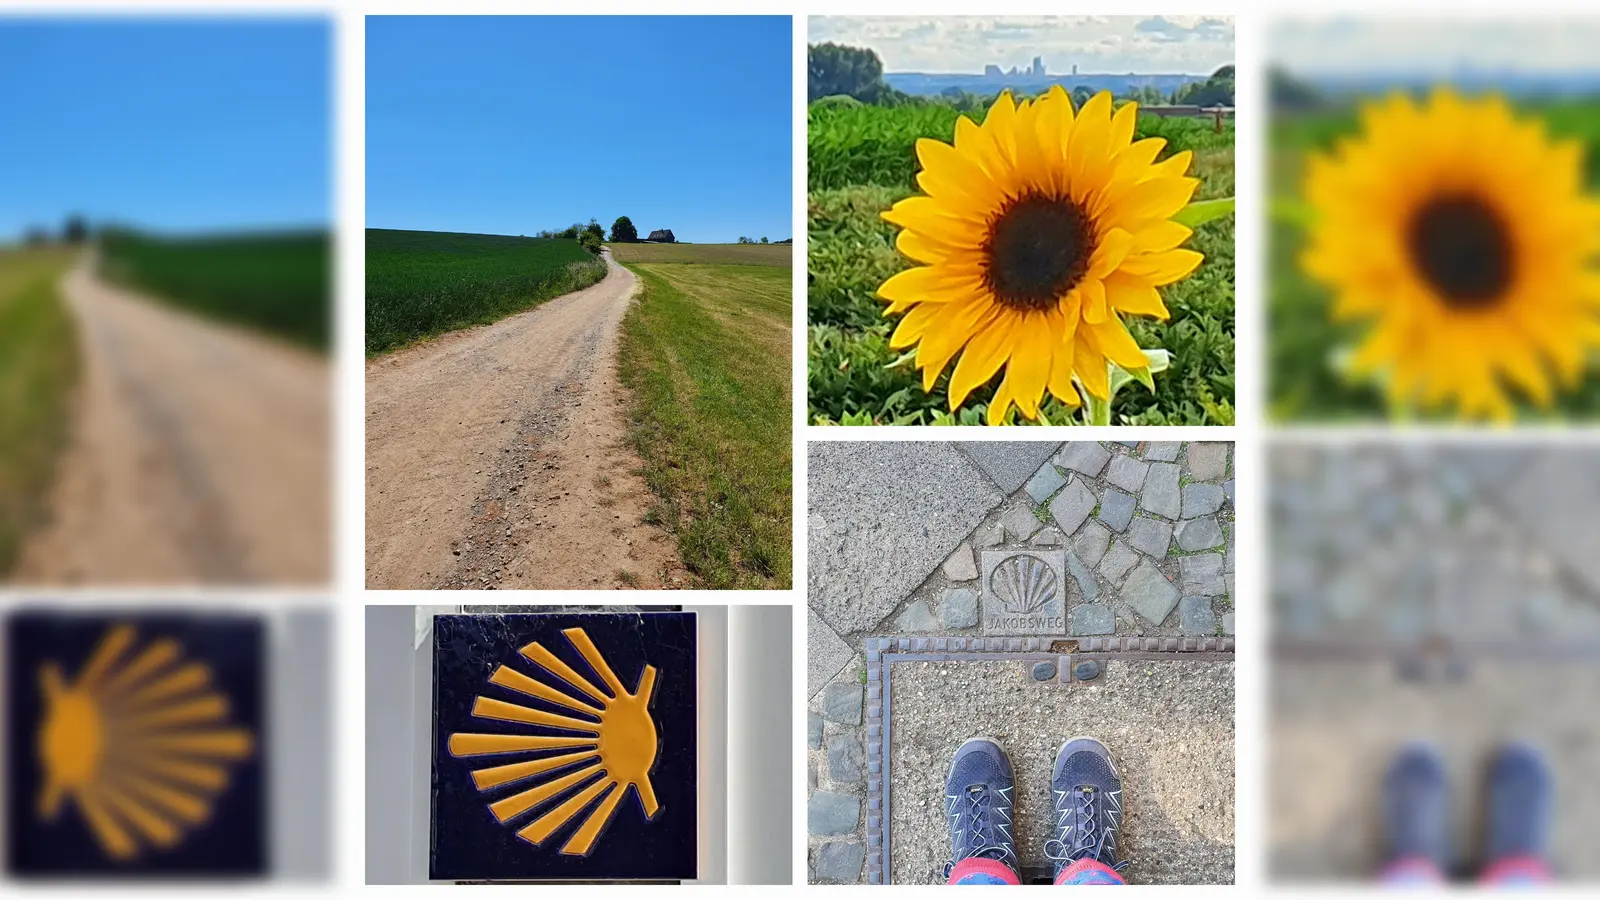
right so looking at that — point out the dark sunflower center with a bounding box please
[983,193,1095,311]
[1405,194,1514,309]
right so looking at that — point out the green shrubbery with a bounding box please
[808,100,1236,425]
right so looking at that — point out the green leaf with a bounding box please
[1173,197,1235,228]
[1269,197,1314,229]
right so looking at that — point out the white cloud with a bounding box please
[1271,16,1600,75]
[809,15,1234,75]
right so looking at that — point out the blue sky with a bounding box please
[366,16,792,243]
[810,16,1233,75]
[0,18,331,241]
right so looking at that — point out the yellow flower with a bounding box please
[877,88,1202,425]
[1303,88,1600,420]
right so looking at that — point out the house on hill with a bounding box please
[646,229,676,243]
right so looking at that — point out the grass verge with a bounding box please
[616,261,792,589]
[607,242,792,266]
[0,249,79,574]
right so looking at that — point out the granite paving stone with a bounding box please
[1024,462,1068,504]
[1055,442,1111,477]
[1126,516,1173,559]
[960,442,1062,494]
[1065,550,1100,602]
[809,442,1004,634]
[1069,603,1115,635]
[942,543,979,581]
[823,682,863,725]
[1073,521,1112,568]
[1182,482,1227,519]
[1141,462,1181,519]
[1177,516,1225,552]
[1106,454,1151,493]
[1048,479,1097,536]
[896,600,939,632]
[1030,527,1063,546]
[815,842,866,883]
[1222,612,1235,635]
[808,792,861,836]
[1179,595,1218,635]
[828,733,864,784]
[1145,442,1182,462]
[1000,504,1043,542]
[940,588,979,630]
[1180,552,1226,596]
[1098,488,1136,532]
[1098,541,1141,583]
[808,712,823,750]
[1123,560,1180,626]
[1185,443,1230,482]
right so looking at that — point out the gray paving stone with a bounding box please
[1024,462,1068,504]
[1180,552,1226,595]
[1074,521,1111,568]
[809,442,1005,634]
[1048,478,1097,536]
[1124,560,1180,626]
[1176,516,1225,552]
[823,682,863,725]
[1225,543,1235,573]
[1145,442,1182,462]
[1065,550,1100,603]
[1222,612,1235,635]
[808,791,860,836]
[1224,479,1235,506]
[942,542,978,581]
[1106,454,1151,493]
[1055,441,1111,477]
[896,599,939,632]
[973,523,1004,548]
[808,712,824,750]
[1179,595,1218,635]
[1141,462,1181,519]
[1182,482,1227,519]
[1226,573,1235,602]
[941,587,979,630]
[1126,516,1173,559]
[1030,527,1063,546]
[815,841,865,883]
[1098,540,1141,583]
[808,608,855,698]
[960,441,1062,494]
[981,548,1068,635]
[1000,503,1043,542]
[1069,603,1116,635]
[1185,442,1230,482]
[1098,488,1136,532]
[828,733,864,783]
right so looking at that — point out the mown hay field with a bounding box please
[616,261,792,590]
[1269,99,1600,421]
[808,99,1236,425]
[0,248,78,574]
[609,242,792,266]
[366,228,607,355]
[100,229,331,351]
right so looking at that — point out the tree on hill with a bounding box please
[609,216,638,243]
[579,231,603,254]
[63,214,89,244]
[761,236,769,244]
[738,236,755,244]
[809,42,885,102]
[583,218,604,241]
[1176,65,1235,107]
[559,224,580,239]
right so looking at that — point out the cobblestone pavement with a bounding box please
[808,441,1236,884]
[1269,443,1600,881]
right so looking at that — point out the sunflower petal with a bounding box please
[1103,273,1170,319]
[947,314,1017,409]
[1119,248,1204,286]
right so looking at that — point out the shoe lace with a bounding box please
[942,784,1014,876]
[1044,785,1129,872]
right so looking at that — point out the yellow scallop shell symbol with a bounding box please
[35,623,255,860]
[448,626,661,856]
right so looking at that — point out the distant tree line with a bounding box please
[809,41,1234,110]
[20,214,91,246]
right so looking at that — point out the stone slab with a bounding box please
[808,607,855,699]
[1126,516,1173,559]
[823,682,863,725]
[1176,517,1225,552]
[940,587,980,630]
[1098,488,1136,532]
[999,503,1043,543]
[1182,482,1227,519]
[1106,454,1151,493]
[1179,595,1218,634]
[942,543,978,582]
[1055,442,1111,477]
[1024,462,1068,504]
[808,791,861,836]
[1074,521,1112,569]
[1145,442,1182,462]
[1185,443,1230,482]
[1069,602,1116,635]
[1048,478,1097,536]
[980,547,1068,635]
[1124,560,1180,626]
[960,442,1062,494]
[1141,462,1181,519]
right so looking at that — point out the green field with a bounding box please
[616,260,792,590]
[0,248,78,574]
[1270,99,1600,421]
[100,229,331,350]
[366,229,608,354]
[608,242,792,266]
[808,99,1235,425]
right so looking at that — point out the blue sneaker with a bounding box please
[1382,742,1451,872]
[941,737,1018,878]
[1483,742,1552,869]
[1046,736,1127,880]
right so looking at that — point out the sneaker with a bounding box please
[1382,741,1451,872]
[1482,741,1552,867]
[1046,736,1127,880]
[941,737,1018,878]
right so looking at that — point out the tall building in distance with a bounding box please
[1072,63,1079,76]
[1031,56,1045,77]
[984,64,1002,78]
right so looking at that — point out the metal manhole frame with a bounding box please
[863,634,1236,885]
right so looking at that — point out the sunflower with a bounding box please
[1302,88,1600,420]
[877,87,1203,425]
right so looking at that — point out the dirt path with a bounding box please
[14,257,330,585]
[365,249,683,589]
